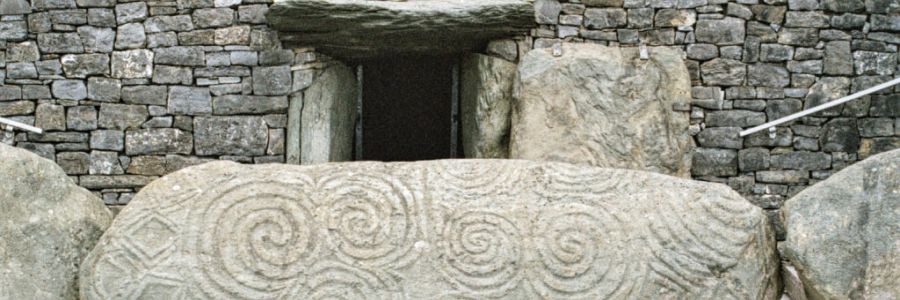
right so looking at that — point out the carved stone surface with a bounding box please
[266,0,534,60]
[81,160,778,299]
[0,144,112,300]
[783,148,900,299]
[461,53,516,159]
[510,43,693,176]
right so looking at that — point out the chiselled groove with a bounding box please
[80,160,774,300]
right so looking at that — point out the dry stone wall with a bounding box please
[0,0,336,207]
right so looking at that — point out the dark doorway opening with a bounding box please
[358,56,460,162]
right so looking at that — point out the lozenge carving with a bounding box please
[81,160,778,299]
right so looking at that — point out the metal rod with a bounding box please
[740,77,900,137]
[355,65,364,161]
[0,117,43,134]
[450,62,460,158]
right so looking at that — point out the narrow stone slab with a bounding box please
[300,62,356,164]
[461,53,516,158]
[1,144,112,300]
[81,160,778,299]
[267,0,534,60]
[783,148,900,299]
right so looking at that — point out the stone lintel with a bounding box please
[267,0,534,61]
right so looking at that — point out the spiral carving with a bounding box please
[527,203,628,299]
[440,211,523,297]
[319,172,422,268]
[295,261,403,300]
[191,180,321,300]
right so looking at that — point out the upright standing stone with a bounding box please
[784,148,900,299]
[300,62,356,164]
[511,43,693,177]
[1,144,112,300]
[461,54,516,159]
[79,160,778,300]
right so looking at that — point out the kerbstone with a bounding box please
[511,44,691,177]
[784,149,900,299]
[80,160,779,300]
[1,144,112,300]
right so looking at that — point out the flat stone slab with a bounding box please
[81,160,778,299]
[1,144,112,300]
[511,43,693,176]
[783,148,900,299]
[266,0,534,60]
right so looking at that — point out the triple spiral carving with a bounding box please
[192,180,321,300]
[439,211,523,297]
[318,172,422,268]
[527,203,628,299]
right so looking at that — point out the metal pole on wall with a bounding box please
[0,117,43,134]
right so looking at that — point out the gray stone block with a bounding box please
[6,62,37,79]
[89,129,124,151]
[706,110,766,127]
[122,85,167,106]
[144,15,194,33]
[56,151,90,175]
[78,26,115,53]
[697,127,744,149]
[692,148,738,177]
[51,80,88,100]
[821,118,860,152]
[87,77,122,102]
[89,150,123,175]
[193,8,234,28]
[152,65,193,85]
[125,128,193,155]
[193,116,268,156]
[114,22,146,49]
[153,46,206,66]
[61,54,110,78]
[35,104,66,131]
[98,103,149,130]
[6,41,40,62]
[252,66,291,96]
[67,106,98,131]
[167,86,211,115]
[212,95,288,115]
[747,63,790,87]
[701,58,746,86]
[115,2,147,24]
[111,50,153,78]
[695,17,745,45]
[739,147,771,172]
[584,8,626,29]
[38,33,85,53]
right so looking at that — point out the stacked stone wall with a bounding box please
[0,0,329,207]
[515,0,899,240]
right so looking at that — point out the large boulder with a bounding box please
[81,160,778,299]
[783,149,900,299]
[510,43,693,177]
[0,144,113,300]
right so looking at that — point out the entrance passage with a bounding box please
[359,56,458,161]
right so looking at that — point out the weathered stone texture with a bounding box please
[267,0,535,60]
[511,43,692,177]
[1,144,112,300]
[784,149,900,299]
[80,160,778,299]
[299,62,357,164]
[461,54,516,159]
